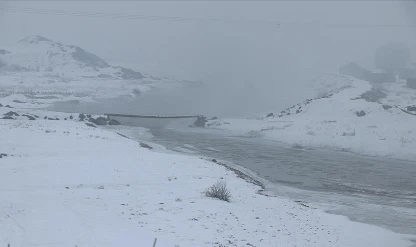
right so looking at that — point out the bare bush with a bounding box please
[342,129,356,136]
[204,180,231,202]
[400,137,408,147]
[306,131,316,136]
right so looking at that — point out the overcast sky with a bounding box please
[1,1,415,116]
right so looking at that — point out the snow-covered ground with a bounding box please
[1,93,415,246]
[207,74,416,161]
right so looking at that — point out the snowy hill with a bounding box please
[0,36,180,106]
[0,35,143,79]
[206,74,416,161]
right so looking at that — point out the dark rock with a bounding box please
[139,142,153,150]
[85,122,96,128]
[266,113,274,118]
[296,110,301,114]
[92,117,107,125]
[69,115,73,119]
[0,103,2,107]
[55,118,60,120]
[12,100,26,103]
[407,105,416,112]
[71,46,109,68]
[22,114,36,120]
[382,105,392,110]
[4,111,19,117]
[356,110,366,117]
[401,109,416,116]
[64,118,67,120]
[190,115,207,128]
[118,67,144,79]
[210,116,218,120]
[87,114,91,118]
[108,119,121,125]
[117,133,129,139]
[0,153,8,158]
[360,88,387,103]
[79,113,86,120]
[212,159,217,163]
[44,116,47,119]
[34,115,39,118]
[0,49,10,55]
[1,116,14,119]
[5,105,12,108]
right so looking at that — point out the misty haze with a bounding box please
[0,1,416,247]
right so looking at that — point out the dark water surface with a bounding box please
[147,127,416,236]
[50,101,416,237]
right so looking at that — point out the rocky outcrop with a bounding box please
[118,67,144,80]
[71,46,109,68]
[360,88,387,103]
[91,117,107,125]
[190,116,207,128]
[382,105,392,110]
[4,111,19,117]
[139,142,153,150]
[407,105,416,112]
[108,119,121,125]
[22,114,36,120]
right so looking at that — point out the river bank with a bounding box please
[206,76,416,162]
[0,94,414,246]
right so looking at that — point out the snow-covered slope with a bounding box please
[0,35,143,79]
[207,74,416,161]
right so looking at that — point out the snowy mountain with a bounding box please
[0,35,166,103]
[0,35,143,80]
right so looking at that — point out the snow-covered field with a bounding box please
[207,74,416,161]
[1,93,415,246]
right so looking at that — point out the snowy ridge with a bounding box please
[207,74,416,161]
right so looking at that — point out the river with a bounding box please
[49,101,416,237]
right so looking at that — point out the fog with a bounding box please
[1,1,415,117]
